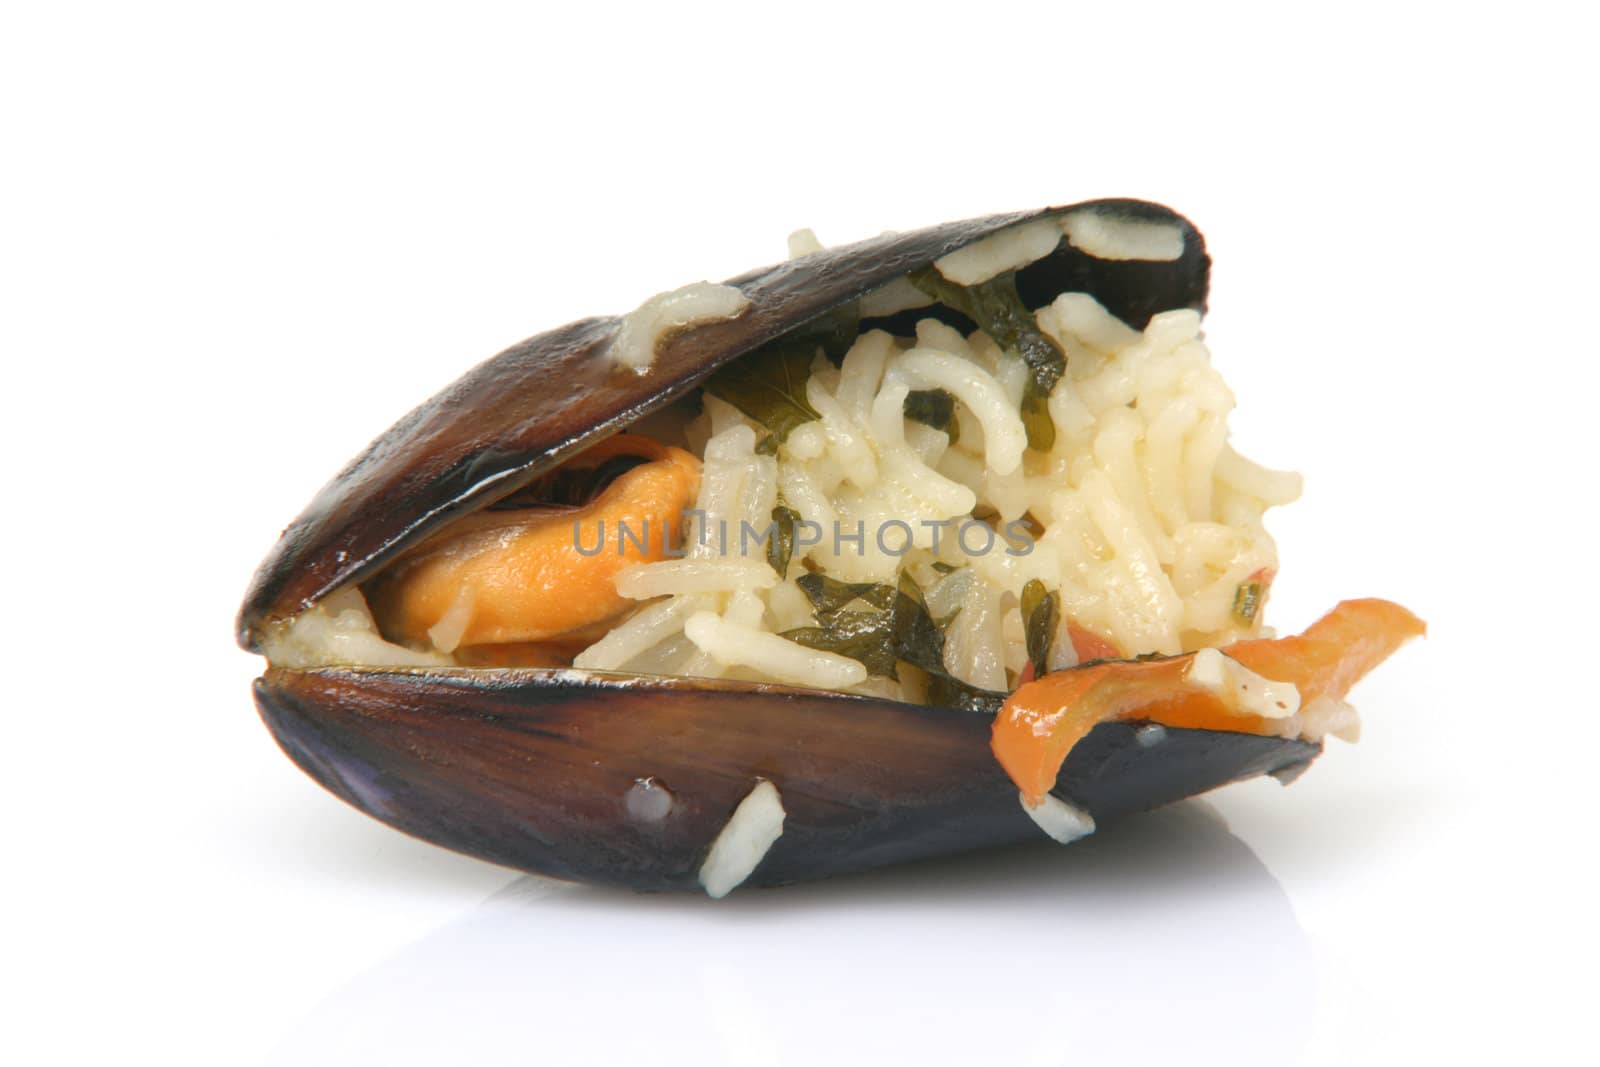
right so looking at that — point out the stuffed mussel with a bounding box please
[239,199,1422,895]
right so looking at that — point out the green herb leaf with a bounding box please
[1020,381,1056,451]
[785,616,902,678]
[704,341,820,444]
[925,672,1006,714]
[1020,578,1059,679]
[888,572,946,677]
[785,570,1005,711]
[909,267,1066,451]
[903,388,960,445]
[794,573,897,617]
[767,505,800,577]
[703,302,861,444]
[807,301,862,364]
[908,268,1066,391]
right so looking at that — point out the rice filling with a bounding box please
[577,283,1295,698]
[266,222,1300,712]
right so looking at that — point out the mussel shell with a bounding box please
[238,198,1315,892]
[256,668,1317,891]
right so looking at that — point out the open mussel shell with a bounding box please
[243,198,1319,891]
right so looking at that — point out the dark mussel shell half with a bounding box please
[242,199,1320,892]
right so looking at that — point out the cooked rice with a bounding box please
[1058,209,1186,261]
[581,282,1297,697]
[1019,791,1096,844]
[698,780,786,898]
[262,587,452,670]
[934,218,1065,285]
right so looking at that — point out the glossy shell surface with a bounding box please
[256,668,1316,891]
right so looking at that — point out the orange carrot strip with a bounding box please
[992,599,1424,806]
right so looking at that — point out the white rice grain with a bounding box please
[1059,210,1185,262]
[615,560,778,599]
[1020,792,1097,844]
[786,228,825,257]
[262,588,453,670]
[934,218,1063,284]
[684,611,868,689]
[573,596,703,671]
[1216,445,1305,505]
[699,780,786,898]
[1186,648,1301,719]
[610,282,750,372]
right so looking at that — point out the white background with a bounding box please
[5,2,1596,1064]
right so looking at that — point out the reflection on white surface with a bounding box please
[270,802,1311,1067]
